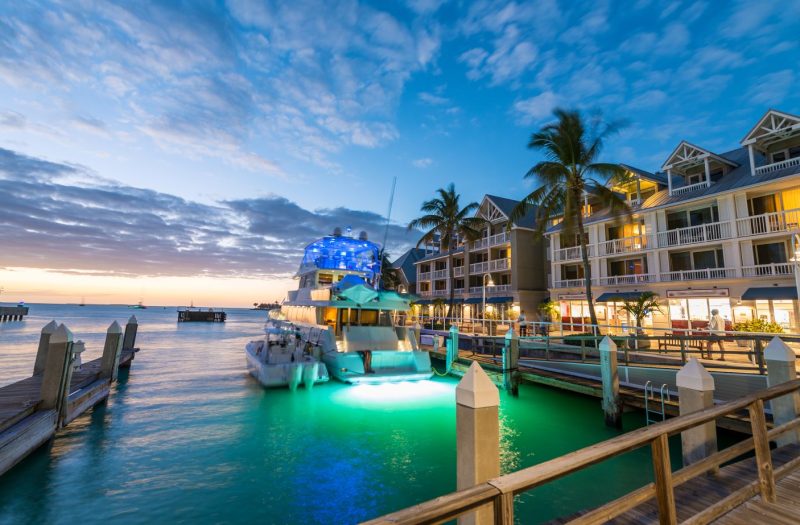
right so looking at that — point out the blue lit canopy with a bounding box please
[300,234,381,282]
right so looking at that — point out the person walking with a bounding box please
[706,309,726,360]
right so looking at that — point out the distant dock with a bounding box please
[0,306,28,322]
[177,308,226,322]
[0,316,140,476]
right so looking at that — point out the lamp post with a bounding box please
[482,273,494,331]
[792,235,800,313]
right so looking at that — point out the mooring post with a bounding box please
[599,336,622,428]
[677,358,717,467]
[122,315,138,350]
[39,324,75,422]
[502,328,520,396]
[71,341,86,370]
[33,320,59,375]
[412,321,421,348]
[101,321,124,381]
[447,324,459,374]
[456,361,500,525]
[765,336,800,446]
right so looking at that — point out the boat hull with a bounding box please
[245,346,329,389]
[321,350,433,384]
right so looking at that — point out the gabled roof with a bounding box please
[483,194,538,229]
[619,164,669,186]
[390,248,427,281]
[741,109,800,147]
[661,141,738,171]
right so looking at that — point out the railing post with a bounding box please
[755,338,765,375]
[123,315,138,350]
[651,433,677,525]
[679,337,687,363]
[599,336,622,428]
[676,359,717,467]
[101,321,124,381]
[33,320,59,375]
[456,362,500,525]
[748,399,776,503]
[493,492,514,525]
[502,328,519,396]
[447,324,459,374]
[39,324,75,425]
[765,336,800,446]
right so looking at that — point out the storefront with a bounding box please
[666,289,732,332]
[740,287,799,331]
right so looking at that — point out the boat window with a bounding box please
[318,273,333,285]
[359,309,378,326]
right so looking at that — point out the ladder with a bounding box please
[644,381,671,425]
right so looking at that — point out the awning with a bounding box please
[741,287,798,300]
[596,291,646,302]
[464,297,483,304]
[414,299,432,305]
[487,296,513,304]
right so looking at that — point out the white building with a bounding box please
[547,109,800,332]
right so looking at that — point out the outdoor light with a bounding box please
[482,273,494,331]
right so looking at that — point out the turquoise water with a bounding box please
[1,304,679,524]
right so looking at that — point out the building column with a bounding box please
[748,144,756,176]
[667,169,673,195]
[704,156,711,186]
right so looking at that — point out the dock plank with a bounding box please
[714,468,800,524]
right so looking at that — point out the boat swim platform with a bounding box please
[430,349,758,434]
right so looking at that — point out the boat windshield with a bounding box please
[300,235,381,281]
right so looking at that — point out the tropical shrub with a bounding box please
[733,319,783,334]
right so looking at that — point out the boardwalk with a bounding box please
[715,468,800,524]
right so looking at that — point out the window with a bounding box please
[640,187,656,200]
[609,258,645,276]
[790,146,800,159]
[670,249,723,271]
[669,252,692,271]
[748,194,777,216]
[754,242,788,264]
[666,205,719,230]
[772,151,787,163]
[561,264,584,280]
[453,278,465,290]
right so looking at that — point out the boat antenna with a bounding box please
[377,176,397,289]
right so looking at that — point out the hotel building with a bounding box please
[413,194,549,323]
[548,109,800,332]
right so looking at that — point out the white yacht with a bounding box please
[267,228,432,384]
[245,325,330,390]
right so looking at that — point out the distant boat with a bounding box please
[130,301,147,309]
[79,297,86,307]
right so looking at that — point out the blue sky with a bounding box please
[1,0,799,303]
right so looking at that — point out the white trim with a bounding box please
[741,109,800,146]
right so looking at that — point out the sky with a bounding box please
[1,0,799,306]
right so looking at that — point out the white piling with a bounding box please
[599,336,621,428]
[676,358,717,466]
[765,336,799,446]
[101,321,124,381]
[33,320,58,375]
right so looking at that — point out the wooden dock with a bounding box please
[0,305,28,322]
[0,316,140,476]
[362,378,800,525]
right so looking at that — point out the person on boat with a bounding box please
[359,350,374,374]
[706,309,726,360]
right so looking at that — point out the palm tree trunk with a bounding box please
[576,210,599,334]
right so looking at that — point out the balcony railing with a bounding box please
[597,273,658,286]
[469,261,489,273]
[660,267,738,282]
[670,180,710,196]
[418,272,432,281]
[755,156,800,175]
[467,284,511,294]
[656,220,733,248]
[488,258,510,271]
[432,269,449,279]
[470,232,510,250]
[741,263,794,278]
[597,235,651,256]
[431,289,449,297]
[419,290,432,297]
[553,245,594,262]
[553,278,589,288]
[736,207,800,237]
[453,266,464,277]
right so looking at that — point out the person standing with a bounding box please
[706,309,726,360]
[517,309,527,336]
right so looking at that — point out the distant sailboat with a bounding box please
[79,297,86,307]
[130,300,147,309]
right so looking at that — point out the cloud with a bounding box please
[412,157,433,168]
[418,92,450,105]
[512,91,559,125]
[747,70,794,106]
[626,89,668,110]
[0,147,417,277]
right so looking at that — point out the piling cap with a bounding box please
[456,361,499,409]
[107,320,122,334]
[676,358,715,391]
[50,324,73,344]
[128,315,138,324]
[598,335,617,352]
[41,320,58,334]
[765,336,796,362]
[449,324,458,334]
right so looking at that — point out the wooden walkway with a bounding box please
[0,349,134,434]
[715,467,800,524]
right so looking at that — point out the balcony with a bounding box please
[660,267,738,282]
[453,266,464,277]
[597,273,658,286]
[418,272,432,281]
[488,258,510,271]
[553,278,589,289]
[419,290,432,297]
[656,220,733,248]
[755,157,800,175]
[741,263,794,278]
[597,235,651,256]
[670,180,710,196]
[469,261,489,273]
[470,231,510,250]
[554,245,594,262]
[432,269,449,279]
[736,208,800,237]
[431,289,449,297]
[467,284,511,294]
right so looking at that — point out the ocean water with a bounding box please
[0,304,679,524]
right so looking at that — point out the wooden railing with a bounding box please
[363,379,800,525]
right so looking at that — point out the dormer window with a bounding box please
[741,109,800,175]
[661,141,738,196]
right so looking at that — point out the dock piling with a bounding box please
[765,336,800,446]
[502,328,519,396]
[122,315,138,350]
[446,324,459,374]
[33,320,58,375]
[676,358,717,467]
[39,324,75,422]
[599,336,622,428]
[456,362,500,525]
[101,321,124,381]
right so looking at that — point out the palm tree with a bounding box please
[379,251,401,290]
[510,108,630,334]
[408,183,487,321]
[618,292,662,349]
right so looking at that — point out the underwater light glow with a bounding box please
[331,380,453,407]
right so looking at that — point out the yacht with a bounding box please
[245,325,329,390]
[266,228,432,384]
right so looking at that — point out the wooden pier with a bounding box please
[363,378,800,525]
[0,316,140,476]
[0,305,28,322]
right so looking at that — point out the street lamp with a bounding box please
[482,273,494,331]
[792,234,800,302]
